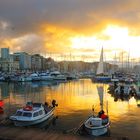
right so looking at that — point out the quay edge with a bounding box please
[0,125,130,140]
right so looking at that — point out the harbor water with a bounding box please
[0,79,140,140]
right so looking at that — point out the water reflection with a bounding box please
[135,97,140,107]
[109,91,132,102]
[34,115,58,130]
[0,79,140,139]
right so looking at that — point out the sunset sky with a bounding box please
[1,0,140,61]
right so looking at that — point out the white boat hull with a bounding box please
[40,76,54,81]
[84,116,110,136]
[53,77,66,81]
[84,124,109,136]
[11,108,54,127]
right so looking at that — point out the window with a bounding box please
[33,112,39,117]
[33,103,41,107]
[16,111,22,116]
[23,112,32,117]
[39,110,43,115]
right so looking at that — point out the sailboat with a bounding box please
[92,47,111,82]
[82,85,110,136]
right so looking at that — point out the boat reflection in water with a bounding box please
[0,100,4,114]
[35,115,58,130]
[0,79,140,140]
[110,91,132,102]
[80,84,110,136]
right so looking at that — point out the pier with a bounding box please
[0,126,130,140]
[0,118,130,140]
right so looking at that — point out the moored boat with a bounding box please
[79,85,110,136]
[83,113,110,136]
[10,100,58,126]
[30,73,41,81]
[39,72,54,81]
[115,84,136,96]
[92,47,111,83]
[50,71,67,81]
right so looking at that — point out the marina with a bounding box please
[1,0,140,139]
[0,79,140,139]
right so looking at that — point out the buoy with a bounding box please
[0,100,4,107]
[23,106,33,111]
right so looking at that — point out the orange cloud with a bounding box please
[1,0,140,61]
[40,24,77,53]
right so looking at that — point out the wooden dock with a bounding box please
[0,118,130,140]
[0,126,130,140]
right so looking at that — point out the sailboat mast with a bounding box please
[122,51,124,72]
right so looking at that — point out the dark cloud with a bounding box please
[12,34,45,54]
[0,0,140,54]
[0,0,140,36]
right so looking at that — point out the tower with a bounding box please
[1,48,9,60]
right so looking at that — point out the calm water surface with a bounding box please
[0,79,140,140]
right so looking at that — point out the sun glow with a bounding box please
[103,25,140,58]
[70,36,98,49]
[70,25,140,60]
[102,25,130,50]
[70,25,131,51]
[104,25,129,40]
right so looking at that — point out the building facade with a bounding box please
[1,48,9,60]
[13,52,31,71]
[31,54,42,71]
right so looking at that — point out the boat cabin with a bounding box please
[15,103,45,118]
[15,109,44,118]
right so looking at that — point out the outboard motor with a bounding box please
[52,100,58,107]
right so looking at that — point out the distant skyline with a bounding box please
[1,0,140,61]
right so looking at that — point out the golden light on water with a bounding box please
[45,81,100,115]
[41,80,138,120]
[1,80,139,121]
[1,80,140,140]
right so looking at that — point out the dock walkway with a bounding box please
[0,126,130,140]
[0,119,130,140]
